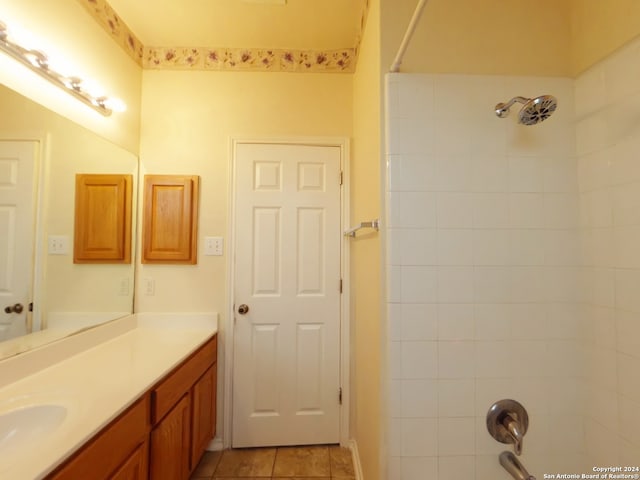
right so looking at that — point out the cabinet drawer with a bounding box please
[152,335,217,424]
[48,396,150,480]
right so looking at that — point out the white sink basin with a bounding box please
[0,404,67,455]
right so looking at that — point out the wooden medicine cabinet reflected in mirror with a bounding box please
[74,174,133,264]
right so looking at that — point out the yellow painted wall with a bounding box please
[138,70,353,440]
[137,71,352,312]
[0,0,141,154]
[352,0,382,478]
[570,0,640,74]
[380,0,572,76]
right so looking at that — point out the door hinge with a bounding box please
[339,171,343,185]
[339,278,343,294]
[339,387,343,405]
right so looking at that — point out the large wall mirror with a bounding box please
[0,82,137,360]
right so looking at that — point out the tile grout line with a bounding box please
[330,445,338,479]
[272,446,279,477]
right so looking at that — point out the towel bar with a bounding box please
[344,219,380,237]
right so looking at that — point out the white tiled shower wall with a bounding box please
[385,37,640,478]
[385,73,583,479]
[576,38,640,465]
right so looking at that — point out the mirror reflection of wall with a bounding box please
[0,82,137,359]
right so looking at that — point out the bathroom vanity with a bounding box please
[0,314,218,480]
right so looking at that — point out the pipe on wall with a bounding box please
[389,0,430,73]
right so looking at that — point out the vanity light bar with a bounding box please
[0,21,124,117]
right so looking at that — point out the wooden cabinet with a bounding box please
[46,334,217,480]
[110,442,149,480]
[150,335,217,479]
[48,396,150,480]
[151,335,216,423]
[150,395,191,480]
[74,174,133,264]
[141,175,199,264]
[191,364,216,467]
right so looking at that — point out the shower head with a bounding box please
[495,95,557,126]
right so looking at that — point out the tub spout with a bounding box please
[499,451,536,480]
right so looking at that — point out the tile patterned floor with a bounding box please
[190,445,355,480]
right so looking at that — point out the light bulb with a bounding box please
[79,78,105,98]
[62,76,83,90]
[103,97,127,113]
[24,49,48,69]
[46,54,78,79]
[3,22,40,51]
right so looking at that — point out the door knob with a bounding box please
[237,304,249,315]
[4,303,24,314]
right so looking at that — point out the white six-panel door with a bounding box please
[232,143,341,447]
[0,141,37,341]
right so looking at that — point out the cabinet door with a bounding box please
[150,394,191,480]
[142,175,199,264]
[74,173,132,263]
[109,441,148,480]
[47,397,149,480]
[191,364,216,469]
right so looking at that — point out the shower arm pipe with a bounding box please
[389,0,430,73]
[497,96,530,110]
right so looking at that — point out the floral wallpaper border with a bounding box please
[143,47,355,73]
[78,0,367,73]
[78,0,144,66]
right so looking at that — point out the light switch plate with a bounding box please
[48,235,69,255]
[204,236,223,256]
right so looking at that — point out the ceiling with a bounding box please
[106,0,366,51]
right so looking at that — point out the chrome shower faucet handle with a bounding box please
[486,399,529,456]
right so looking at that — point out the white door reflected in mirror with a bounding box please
[0,141,37,342]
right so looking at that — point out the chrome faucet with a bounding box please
[499,451,536,480]
[502,412,525,455]
[486,399,529,456]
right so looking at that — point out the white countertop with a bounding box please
[0,313,218,480]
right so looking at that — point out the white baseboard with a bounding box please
[348,439,364,480]
[206,436,224,451]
